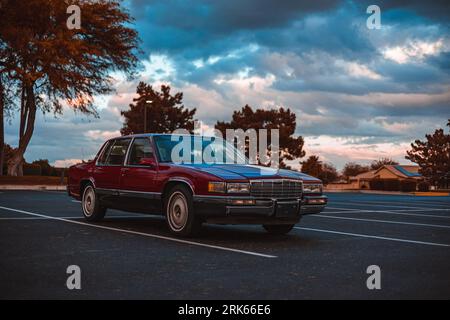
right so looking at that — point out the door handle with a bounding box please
[121,168,130,176]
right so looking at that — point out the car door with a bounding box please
[119,137,160,213]
[93,138,132,207]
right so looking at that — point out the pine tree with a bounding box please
[120,82,197,135]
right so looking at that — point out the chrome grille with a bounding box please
[250,179,302,199]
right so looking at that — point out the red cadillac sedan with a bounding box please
[68,134,327,237]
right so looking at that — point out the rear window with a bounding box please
[98,139,131,166]
[97,141,113,165]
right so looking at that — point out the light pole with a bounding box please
[144,100,153,133]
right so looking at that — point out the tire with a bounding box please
[263,224,294,235]
[165,185,202,237]
[81,184,106,222]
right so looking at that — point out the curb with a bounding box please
[412,192,450,197]
[0,185,67,191]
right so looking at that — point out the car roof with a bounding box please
[111,133,205,140]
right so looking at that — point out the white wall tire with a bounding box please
[82,185,106,222]
[165,185,201,237]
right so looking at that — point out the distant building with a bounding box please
[327,165,423,191]
[349,165,423,190]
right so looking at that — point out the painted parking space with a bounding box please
[1,190,449,299]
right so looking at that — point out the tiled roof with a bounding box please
[354,170,377,179]
[376,165,422,179]
[351,165,423,180]
[393,165,422,177]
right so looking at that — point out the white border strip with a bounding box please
[0,206,276,259]
[312,214,450,229]
[295,227,450,247]
[325,207,450,219]
[332,200,450,209]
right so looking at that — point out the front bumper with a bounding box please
[193,194,327,224]
[301,195,328,215]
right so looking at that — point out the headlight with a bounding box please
[227,182,250,193]
[303,183,323,193]
[208,182,226,193]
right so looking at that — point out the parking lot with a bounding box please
[0,190,449,299]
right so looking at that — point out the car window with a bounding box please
[97,141,113,165]
[104,138,131,165]
[128,138,154,165]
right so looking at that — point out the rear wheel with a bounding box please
[263,224,294,235]
[81,185,106,222]
[165,185,201,237]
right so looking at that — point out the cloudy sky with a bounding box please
[4,0,450,169]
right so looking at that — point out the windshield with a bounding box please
[154,135,247,164]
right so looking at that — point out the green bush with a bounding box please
[23,163,42,176]
[369,179,384,190]
[400,180,417,192]
[369,179,401,191]
[31,159,53,176]
[418,181,430,192]
[384,179,401,191]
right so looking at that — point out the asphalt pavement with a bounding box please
[0,190,449,299]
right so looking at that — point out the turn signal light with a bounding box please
[231,199,255,205]
[208,182,226,193]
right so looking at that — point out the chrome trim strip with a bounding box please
[120,189,161,195]
[249,179,302,183]
[119,190,161,199]
[96,187,161,197]
[249,179,303,198]
[96,187,118,195]
[167,178,195,194]
[193,195,301,201]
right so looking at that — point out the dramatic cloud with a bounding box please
[5,0,450,169]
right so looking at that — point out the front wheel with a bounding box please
[82,185,106,222]
[165,185,202,237]
[263,224,294,235]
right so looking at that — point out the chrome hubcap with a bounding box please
[83,187,95,217]
[168,192,188,231]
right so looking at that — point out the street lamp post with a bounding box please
[144,100,153,133]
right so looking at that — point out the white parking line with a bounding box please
[326,206,358,211]
[312,214,450,229]
[0,206,276,259]
[331,201,434,210]
[332,200,450,209]
[294,227,450,247]
[327,205,450,212]
[389,208,450,212]
[325,207,450,219]
[0,215,144,220]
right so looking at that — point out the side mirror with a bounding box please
[139,157,157,168]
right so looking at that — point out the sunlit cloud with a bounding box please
[53,159,83,168]
[382,39,447,64]
[336,60,383,80]
[142,54,176,81]
[84,130,121,141]
[5,0,449,170]
[303,135,413,169]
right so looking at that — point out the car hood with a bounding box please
[176,163,321,182]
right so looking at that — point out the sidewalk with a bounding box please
[0,185,67,191]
